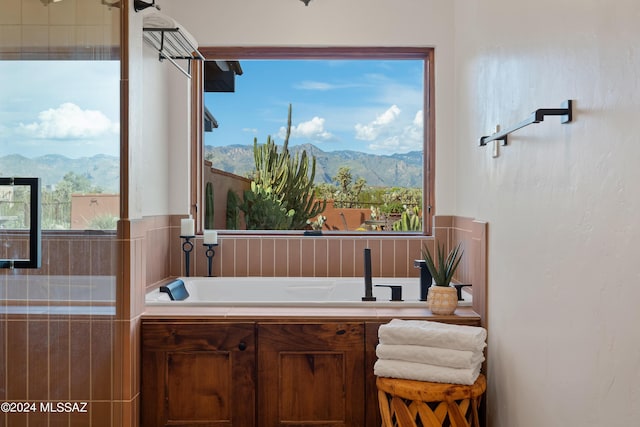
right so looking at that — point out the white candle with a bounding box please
[180,218,195,236]
[203,230,218,245]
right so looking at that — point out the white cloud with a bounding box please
[413,110,423,127]
[278,116,334,142]
[366,108,424,153]
[18,102,119,139]
[354,105,401,141]
[294,81,336,90]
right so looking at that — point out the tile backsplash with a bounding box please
[142,215,484,291]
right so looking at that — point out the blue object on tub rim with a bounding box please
[159,279,189,301]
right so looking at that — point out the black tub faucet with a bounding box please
[362,248,376,301]
[413,259,432,301]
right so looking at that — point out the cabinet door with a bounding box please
[141,321,255,427]
[258,322,365,427]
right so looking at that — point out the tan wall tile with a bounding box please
[261,239,276,277]
[50,411,71,426]
[394,239,410,277]
[219,238,235,277]
[6,320,27,400]
[327,239,342,277]
[49,319,71,400]
[313,238,328,277]
[91,320,113,401]
[340,239,355,276]
[48,239,71,276]
[28,321,49,400]
[380,239,395,277]
[89,401,112,427]
[6,411,27,427]
[235,239,249,276]
[288,239,302,276]
[70,240,92,276]
[69,320,91,400]
[300,239,314,276]
[274,239,288,276]
[248,238,261,276]
[26,410,48,426]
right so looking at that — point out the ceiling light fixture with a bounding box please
[300,0,312,6]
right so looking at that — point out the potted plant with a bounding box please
[421,241,463,314]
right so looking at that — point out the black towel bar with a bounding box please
[479,100,573,146]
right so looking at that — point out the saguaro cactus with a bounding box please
[251,104,326,229]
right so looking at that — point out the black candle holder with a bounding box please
[203,243,219,277]
[180,235,195,277]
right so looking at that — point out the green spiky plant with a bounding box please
[226,189,240,230]
[204,182,214,229]
[421,242,463,287]
[241,182,294,230]
[392,205,422,231]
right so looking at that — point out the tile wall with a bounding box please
[0,232,122,426]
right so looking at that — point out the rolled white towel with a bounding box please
[378,319,487,352]
[376,344,484,369]
[374,359,481,385]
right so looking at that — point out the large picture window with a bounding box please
[194,47,434,234]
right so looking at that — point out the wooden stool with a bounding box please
[376,374,486,427]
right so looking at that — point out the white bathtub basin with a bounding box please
[145,276,472,308]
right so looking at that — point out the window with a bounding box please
[0,60,120,231]
[193,47,434,234]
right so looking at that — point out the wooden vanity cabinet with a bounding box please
[142,321,366,427]
[141,322,256,427]
[141,316,480,427]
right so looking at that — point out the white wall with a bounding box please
[129,5,193,218]
[161,0,458,216]
[453,1,640,425]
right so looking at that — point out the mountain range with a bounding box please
[0,154,120,193]
[205,143,423,188]
[0,144,423,193]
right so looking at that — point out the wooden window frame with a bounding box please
[190,47,435,235]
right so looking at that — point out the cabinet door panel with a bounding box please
[141,322,255,427]
[258,323,364,427]
[166,351,232,422]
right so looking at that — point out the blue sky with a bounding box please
[204,59,424,155]
[0,61,121,158]
[0,59,423,159]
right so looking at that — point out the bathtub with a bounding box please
[145,276,472,308]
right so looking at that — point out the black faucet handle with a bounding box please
[452,283,472,301]
[375,285,403,302]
